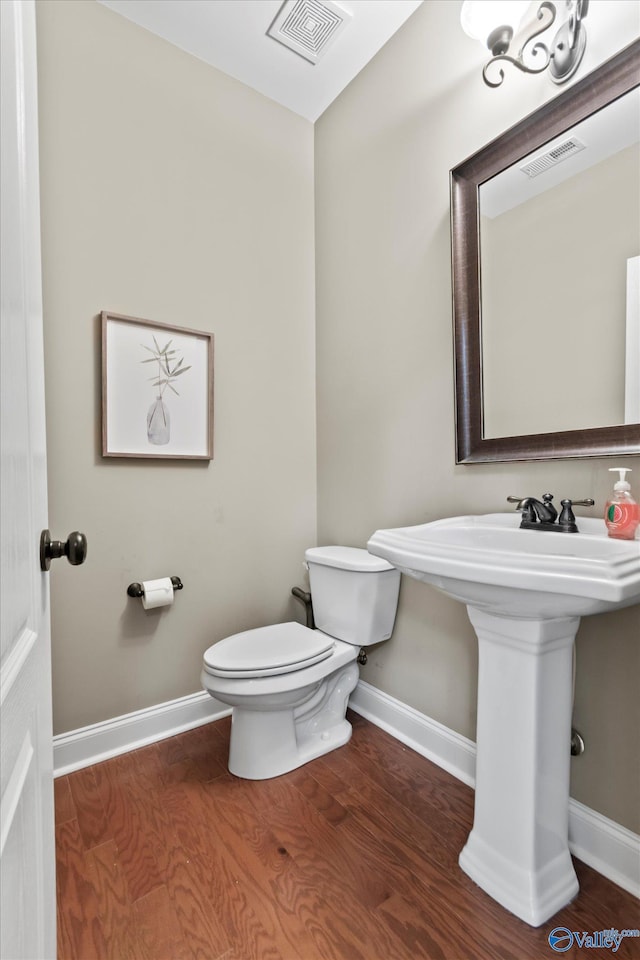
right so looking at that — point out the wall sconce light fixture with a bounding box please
[461,0,589,87]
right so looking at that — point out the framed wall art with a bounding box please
[101,311,214,460]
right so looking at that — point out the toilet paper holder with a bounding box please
[127,576,183,598]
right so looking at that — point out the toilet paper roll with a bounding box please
[141,577,174,610]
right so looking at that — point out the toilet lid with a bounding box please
[305,545,394,572]
[202,622,335,678]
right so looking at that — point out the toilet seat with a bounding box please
[203,622,335,679]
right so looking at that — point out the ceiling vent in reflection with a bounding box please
[267,0,352,64]
[520,137,587,178]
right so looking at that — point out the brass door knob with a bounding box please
[40,529,87,571]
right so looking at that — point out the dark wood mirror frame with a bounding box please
[451,40,640,464]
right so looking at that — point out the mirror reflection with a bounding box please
[479,87,640,439]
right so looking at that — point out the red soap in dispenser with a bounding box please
[604,468,640,540]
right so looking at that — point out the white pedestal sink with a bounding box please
[367,514,640,927]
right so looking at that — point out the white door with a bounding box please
[1,1,55,956]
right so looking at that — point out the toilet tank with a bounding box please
[305,546,400,647]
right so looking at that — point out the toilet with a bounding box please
[201,546,400,780]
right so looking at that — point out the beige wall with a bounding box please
[315,1,640,832]
[36,0,316,734]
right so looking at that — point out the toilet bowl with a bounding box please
[201,546,400,780]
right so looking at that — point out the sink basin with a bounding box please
[367,513,640,619]
[367,513,640,927]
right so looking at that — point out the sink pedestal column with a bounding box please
[460,608,580,927]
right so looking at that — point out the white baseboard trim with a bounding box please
[349,677,477,787]
[568,798,640,899]
[349,679,640,899]
[53,691,231,777]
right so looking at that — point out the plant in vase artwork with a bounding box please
[141,336,191,445]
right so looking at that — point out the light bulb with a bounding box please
[460,0,530,45]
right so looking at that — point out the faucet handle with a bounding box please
[558,498,595,533]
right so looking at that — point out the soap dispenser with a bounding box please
[604,468,639,540]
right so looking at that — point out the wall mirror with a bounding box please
[451,40,640,463]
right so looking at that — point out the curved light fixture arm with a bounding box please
[483,44,551,88]
[514,1,557,60]
[483,1,556,87]
[567,0,587,49]
[476,0,589,88]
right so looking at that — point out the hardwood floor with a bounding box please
[55,712,640,960]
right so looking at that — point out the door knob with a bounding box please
[40,529,87,571]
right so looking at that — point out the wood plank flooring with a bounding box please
[55,712,640,960]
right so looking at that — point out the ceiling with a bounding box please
[481,86,640,218]
[97,0,423,122]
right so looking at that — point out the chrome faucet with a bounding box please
[507,494,594,533]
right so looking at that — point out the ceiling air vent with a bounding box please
[519,137,586,178]
[267,0,352,65]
